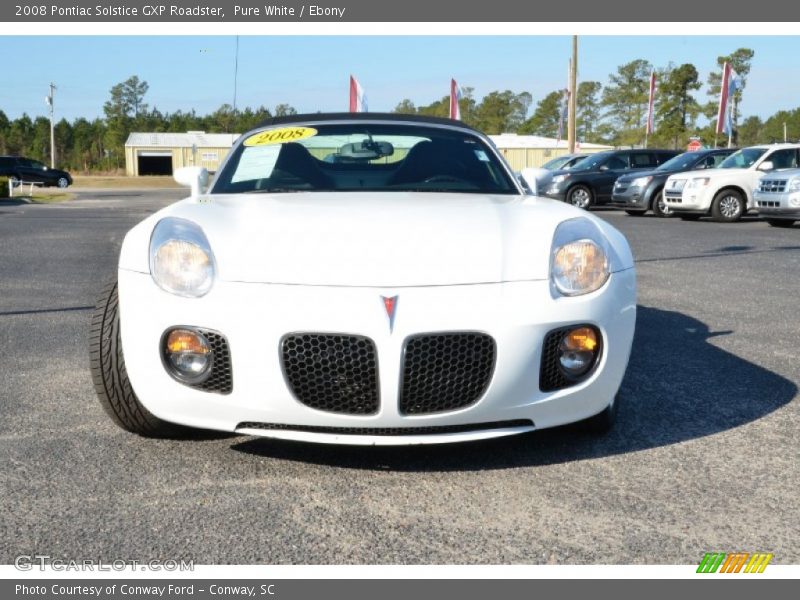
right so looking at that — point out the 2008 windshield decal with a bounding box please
[244,127,318,147]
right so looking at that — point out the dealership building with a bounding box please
[488,134,612,171]
[124,131,240,176]
[124,130,612,176]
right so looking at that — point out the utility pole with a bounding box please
[567,36,578,153]
[46,82,56,167]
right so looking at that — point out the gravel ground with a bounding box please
[0,192,797,564]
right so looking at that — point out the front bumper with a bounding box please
[609,183,650,210]
[543,187,567,201]
[118,269,636,445]
[664,185,712,212]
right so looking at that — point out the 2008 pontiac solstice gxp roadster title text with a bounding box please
[89,114,636,446]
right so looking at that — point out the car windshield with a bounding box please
[718,147,767,169]
[656,152,703,171]
[212,122,518,194]
[542,155,573,170]
[568,152,612,171]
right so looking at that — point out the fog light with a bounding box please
[558,326,600,378]
[163,328,212,381]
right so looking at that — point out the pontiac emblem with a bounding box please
[381,295,398,333]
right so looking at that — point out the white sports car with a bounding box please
[90,114,636,446]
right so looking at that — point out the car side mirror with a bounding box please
[174,166,209,196]
[519,168,539,195]
[758,161,774,172]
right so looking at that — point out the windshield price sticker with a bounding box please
[244,127,318,147]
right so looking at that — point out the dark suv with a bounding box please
[608,148,736,217]
[0,156,73,188]
[543,149,680,209]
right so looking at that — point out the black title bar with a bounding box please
[3,0,799,22]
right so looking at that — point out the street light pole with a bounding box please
[233,36,239,113]
[46,82,56,167]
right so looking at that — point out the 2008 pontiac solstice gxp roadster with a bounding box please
[89,114,636,445]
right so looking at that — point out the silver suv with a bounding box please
[754,169,800,228]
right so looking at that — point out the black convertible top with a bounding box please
[257,112,482,133]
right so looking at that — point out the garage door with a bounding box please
[137,151,173,176]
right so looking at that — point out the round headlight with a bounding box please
[150,218,215,298]
[163,328,212,382]
[551,239,609,296]
[153,239,214,297]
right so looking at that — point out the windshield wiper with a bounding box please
[242,188,306,194]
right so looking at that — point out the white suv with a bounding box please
[753,169,800,228]
[664,144,800,222]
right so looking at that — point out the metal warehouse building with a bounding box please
[488,134,612,170]
[124,131,240,176]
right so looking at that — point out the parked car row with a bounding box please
[542,149,681,209]
[0,155,73,188]
[528,143,800,227]
[663,144,800,225]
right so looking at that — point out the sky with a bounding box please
[0,36,797,125]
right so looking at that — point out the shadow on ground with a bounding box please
[231,305,796,471]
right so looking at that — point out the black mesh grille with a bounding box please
[237,419,533,437]
[539,325,601,392]
[195,330,233,394]
[281,334,379,415]
[400,333,496,415]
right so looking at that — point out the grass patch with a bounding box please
[72,175,180,189]
[29,193,75,204]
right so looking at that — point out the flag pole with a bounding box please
[715,62,729,150]
[728,95,736,148]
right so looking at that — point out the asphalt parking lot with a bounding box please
[1,190,798,565]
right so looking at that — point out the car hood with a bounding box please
[616,169,667,182]
[671,167,746,180]
[122,191,615,287]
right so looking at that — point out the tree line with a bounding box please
[396,48,797,149]
[1,48,799,173]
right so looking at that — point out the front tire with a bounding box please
[56,177,70,189]
[766,219,795,228]
[567,184,593,209]
[650,190,672,218]
[577,395,619,434]
[711,190,746,222]
[89,281,191,437]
